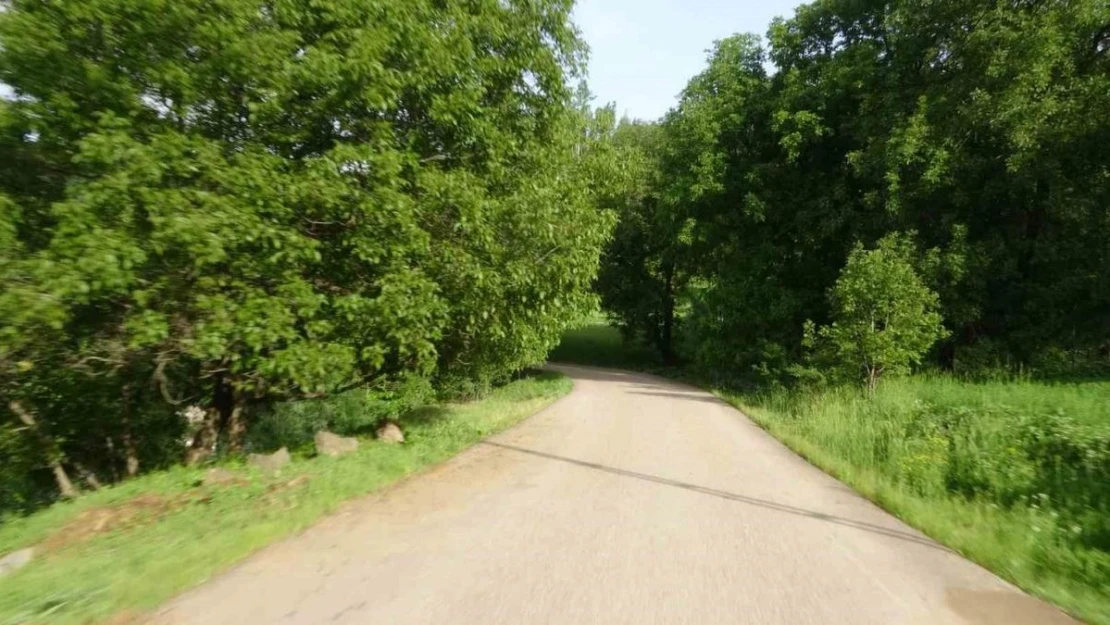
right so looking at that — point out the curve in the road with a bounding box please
[155,364,1079,625]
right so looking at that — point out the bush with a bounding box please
[248,375,435,452]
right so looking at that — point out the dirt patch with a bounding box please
[38,475,312,554]
[946,588,1081,625]
[40,494,197,554]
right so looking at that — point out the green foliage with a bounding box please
[596,34,770,365]
[593,119,679,359]
[248,375,435,452]
[599,0,1110,383]
[811,234,948,389]
[0,0,611,511]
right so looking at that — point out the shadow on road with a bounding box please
[482,440,950,552]
[545,364,651,384]
[626,390,727,405]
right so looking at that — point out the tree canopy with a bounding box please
[598,0,1110,384]
[0,0,615,511]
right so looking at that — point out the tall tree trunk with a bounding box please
[9,400,78,498]
[120,381,140,477]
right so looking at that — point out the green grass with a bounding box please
[551,322,1110,625]
[0,371,571,625]
[724,377,1110,625]
[548,318,663,370]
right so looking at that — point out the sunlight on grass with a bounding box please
[721,376,1110,625]
[0,372,571,625]
[549,321,1110,624]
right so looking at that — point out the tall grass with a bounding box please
[726,375,1110,625]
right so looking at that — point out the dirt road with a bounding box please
[155,365,1077,625]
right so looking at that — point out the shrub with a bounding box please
[248,374,435,452]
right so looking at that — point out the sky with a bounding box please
[573,0,803,121]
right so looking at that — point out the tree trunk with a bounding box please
[660,262,677,365]
[866,366,882,395]
[184,406,220,466]
[72,461,103,490]
[51,464,78,498]
[120,382,140,477]
[9,400,78,499]
[224,392,246,455]
[184,376,241,465]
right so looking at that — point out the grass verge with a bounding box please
[551,321,1110,625]
[725,381,1110,625]
[0,371,571,625]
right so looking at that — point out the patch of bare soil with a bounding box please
[40,494,197,554]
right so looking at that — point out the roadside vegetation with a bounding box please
[552,323,1110,624]
[572,1,1110,621]
[734,378,1110,625]
[0,0,630,513]
[2,0,1108,622]
[0,372,569,625]
[0,0,626,620]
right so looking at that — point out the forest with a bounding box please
[0,0,1108,622]
[600,3,1109,383]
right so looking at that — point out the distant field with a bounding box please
[0,372,571,625]
[550,322,1110,625]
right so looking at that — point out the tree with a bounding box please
[609,0,1110,382]
[0,0,609,507]
[594,118,679,361]
[597,34,770,365]
[811,235,948,391]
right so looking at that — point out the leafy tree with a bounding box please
[602,0,1110,382]
[594,118,680,360]
[809,235,948,391]
[0,0,608,507]
[598,35,770,364]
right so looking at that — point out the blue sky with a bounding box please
[573,0,803,121]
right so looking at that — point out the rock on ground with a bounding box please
[376,421,405,444]
[248,447,291,474]
[315,431,359,457]
[0,548,33,577]
[203,468,239,486]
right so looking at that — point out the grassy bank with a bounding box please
[728,378,1110,625]
[0,371,570,625]
[551,322,1110,625]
